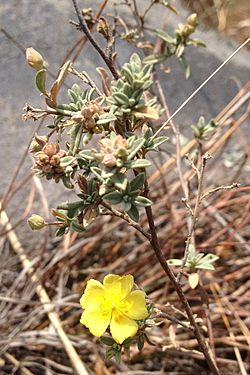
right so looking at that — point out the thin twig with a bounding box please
[102,202,151,241]
[71,0,119,80]
[201,183,240,200]
[154,312,194,331]
[176,153,211,282]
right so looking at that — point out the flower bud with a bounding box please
[43,143,59,157]
[187,13,198,28]
[26,47,45,71]
[27,214,46,230]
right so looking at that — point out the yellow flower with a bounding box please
[80,274,148,344]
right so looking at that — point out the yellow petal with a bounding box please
[110,311,138,344]
[103,274,134,299]
[80,279,105,309]
[80,309,111,337]
[123,290,148,320]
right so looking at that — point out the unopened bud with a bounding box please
[187,13,198,28]
[27,214,46,230]
[26,47,45,71]
[43,143,59,157]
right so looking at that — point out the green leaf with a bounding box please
[127,205,139,222]
[130,173,145,192]
[91,167,104,182]
[97,112,117,125]
[79,149,94,161]
[143,54,166,65]
[130,53,142,69]
[120,66,134,85]
[188,38,206,47]
[36,69,48,96]
[113,92,130,106]
[129,159,151,168]
[114,350,121,363]
[195,263,215,270]
[71,221,86,232]
[163,2,179,14]
[179,56,190,79]
[152,136,169,149]
[62,176,74,189]
[68,88,79,103]
[127,138,145,160]
[56,225,68,236]
[137,334,145,351]
[196,254,219,269]
[155,29,176,44]
[134,196,152,207]
[112,174,128,191]
[60,156,75,168]
[104,191,123,204]
[69,124,83,156]
[57,201,83,211]
[167,259,183,266]
[100,336,115,346]
[122,200,132,212]
[176,43,185,58]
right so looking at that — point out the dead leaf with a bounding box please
[96,67,111,96]
[133,105,159,120]
[46,60,71,108]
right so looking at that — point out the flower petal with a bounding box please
[123,290,148,320]
[103,274,134,299]
[80,279,105,309]
[80,309,111,337]
[110,311,138,344]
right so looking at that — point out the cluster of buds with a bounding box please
[94,135,128,168]
[120,29,139,43]
[33,143,67,182]
[71,101,104,133]
[81,8,96,28]
[176,13,198,39]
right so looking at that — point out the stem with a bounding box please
[176,153,211,282]
[102,202,151,241]
[71,0,119,80]
[198,281,216,359]
[155,312,194,331]
[145,204,220,375]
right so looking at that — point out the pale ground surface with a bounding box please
[0,0,249,246]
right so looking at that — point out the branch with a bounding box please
[71,0,119,80]
[176,153,211,282]
[102,201,151,241]
[143,179,220,375]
